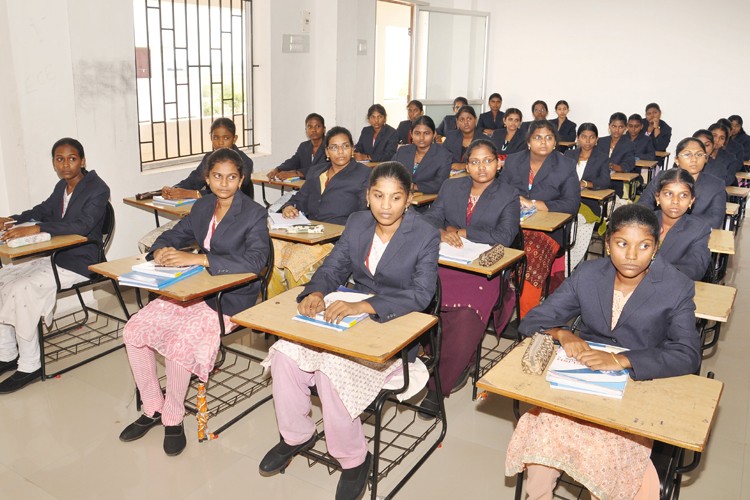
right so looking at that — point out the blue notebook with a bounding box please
[118,265,204,290]
[291,286,373,332]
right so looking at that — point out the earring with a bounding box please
[404,206,409,213]
[605,247,610,256]
[326,156,330,161]
[367,201,370,208]
[651,253,656,262]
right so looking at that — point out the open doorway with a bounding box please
[374,0,413,126]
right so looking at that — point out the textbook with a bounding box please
[119,265,204,290]
[291,286,373,332]
[268,212,311,229]
[152,196,197,207]
[439,238,491,264]
[131,261,203,278]
[545,342,630,399]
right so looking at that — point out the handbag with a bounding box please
[477,243,505,267]
[521,332,554,375]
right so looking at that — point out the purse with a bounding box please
[521,332,554,375]
[477,243,505,267]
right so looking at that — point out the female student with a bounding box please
[501,120,580,317]
[506,204,701,500]
[478,93,505,136]
[596,112,636,173]
[654,169,711,280]
[266,113,326,180]
[0,138,110,393]
[391,116,452,194]
[717,118,746,167]
[709,122,743,181]
[353,104,398,162]
[443,105,486,166]
[395,100,424,145]
[551,100,576,143]
[694,129,734,187]
[260,163,439,500]
[420,139,519,412]
[519,100,550,136]
[490,108,526,163]
[272,127,371,296]
[638,137,726,230]
[643,102,672,152]
[728,115,750,161]
[119,148,269,456]
[564,123,611,216]
[436,96,468,138]
[625,113,656,161]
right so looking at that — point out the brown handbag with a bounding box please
[477,243,505,267]
[521,332,555,375]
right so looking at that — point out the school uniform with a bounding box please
[519,256,701,380]
[280,159,369,225]
[732,130,750,161]
[724,142,746,174]
[638,168,726,229]
[564,148,611,190]
[478,110,505,132]
[174,145,254,199]
[276,140,326,178]
[392,144,453,194]
[656,211,711,281]
[354,124,399,162]
[442,129,487,163]
[642,119,672,152]
[436,114,457,136]
[625,131,656,161]
[490,129,527,156]
[595,136,636,172]
[395,119,412,145]
[552,118,577,143]
[705,151,736,187]
[519,120,556,138]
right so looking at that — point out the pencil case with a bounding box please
[521,332,554,375]
[6,232,52,248]
[477,243,505,266]
[285,224,324,234]
[135,190,163,200]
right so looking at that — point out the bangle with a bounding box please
[610,352,624,369]
[203,255,209,268]
[196,190,200,198]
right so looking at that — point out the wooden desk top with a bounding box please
[476,338,723,452]
[744,160,750,168]
[635,160,658,169]
[695,281,736,323]
[656,151,670,158]
[726,186,750,198]
[708,229,735,255]
[558,141,575,148]
[580,188,615,201]
[89,255,257,302]
[123,197,193,218]
[726,202,739,216]
[363,161,383,168]
[521,211,572,232]
[231,287,438,364]
[439,248,525,278]
[610,172,640,182]
[250,173,305,189]
[735,172,750,181]
[0,234,87,259]
[412,192,438,206]
[449,170,469,179]
[269,221,345,245]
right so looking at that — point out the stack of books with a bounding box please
[151,196,197,207]
[292,286,373,332]
[438,238,491,265]
[268,212,310,229]
[118,261,204,290]
[545,342,630,399]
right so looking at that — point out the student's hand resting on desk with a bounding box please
[0,217,14,227]
[353,152,370,162]
[547,328,590,358]
[282,205,300,219]
[608,163,624,173]
[162,186,200,200]
[266,168,279,180]
[153,247,204,267]
[577,349,631,372]
[298,292,326,318]
[440,227,465,248]
[483,129,494,136]
[520,196,548,211]
[1,224,40,241]
[276,170,300,180]
[324,300,375,324]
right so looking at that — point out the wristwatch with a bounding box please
[531,199,537,206]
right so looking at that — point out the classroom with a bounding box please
[0,0,748,498]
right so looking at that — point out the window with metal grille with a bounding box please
[133,0,255,169]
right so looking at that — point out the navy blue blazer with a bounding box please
[354,124,399,162]
[150,193,270,316]
[732,131,750,161]
[13,170,110,278]
[638,168,726,230]
[281,159,370,225]
[436,115,457,136]
[478,110,505,131]
[392,144,452,194]
[175,145,254,199]
[551,118,577,142]
[490,129,527,155]
[642,119,672,152]
[299,210,439,322]
[564,148,611,190]
[519,256,700,380]
[656,211,711,281]
[705,152,735,187]
[276,140,326,178]
[443,129,487,163]
[725,140,745,169]
[423,176,519,246]
[595,136,636,172]
[396,120,411,145]
[501,150,581,216]
[625,131,656,161]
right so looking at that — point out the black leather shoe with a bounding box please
[417,389,440,420]
[336,452,372,500]
[259,433,317,476]
[163,422,186,456]
[119,412,162,442]
[0,357,18,376]
[451,364,475,394]
[0,369,41,394]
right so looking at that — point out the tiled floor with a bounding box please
[1,224,747,499]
